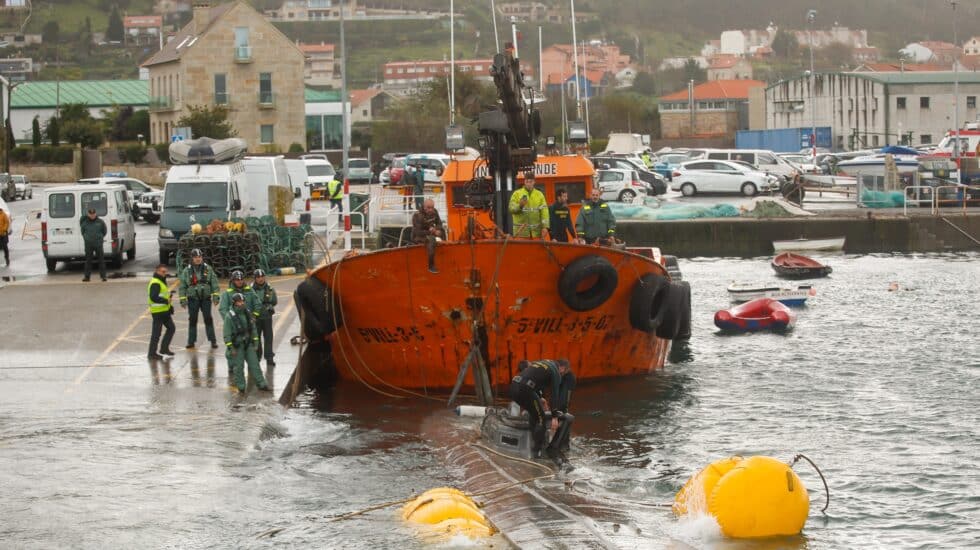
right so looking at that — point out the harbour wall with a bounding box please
[617,213,980,257]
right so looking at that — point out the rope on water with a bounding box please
[470,441,556,473]
[789,453,830,513]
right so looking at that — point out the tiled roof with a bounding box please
[141,1,236,67]
[854,62,946,72]
[659,79,764,102]
[299,43,335,53]
[708,55,740,69]
[11,80,148,108]
[349,88,381,107]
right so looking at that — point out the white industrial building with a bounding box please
[764,72,980,150]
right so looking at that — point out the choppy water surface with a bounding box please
[2,254,978,549]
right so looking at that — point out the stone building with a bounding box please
[141,0,305,152]
[659,80,764,139]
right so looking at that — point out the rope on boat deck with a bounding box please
[789,453,830,513]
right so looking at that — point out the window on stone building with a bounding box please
[259,73,273,104]
[260,125,274,144]
[968,96,976,109]
[897,97,906,109]
[214,74,227,104]
[920,97,930,109]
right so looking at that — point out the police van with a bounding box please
[42,184,138,272]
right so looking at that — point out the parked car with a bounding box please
[77,175,155,220]
[688,149,800,182]
[0,173,14,201]
[592,155,668,195]
[344,158,373,184]
[671,160,778,197]
[404,153,451,184]
[12,174,31,199]
[595,168,649,202]
[42,183,138,271]
[380,155,409,185]
[135,190,164,223]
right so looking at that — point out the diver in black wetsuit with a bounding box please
[509,358,576,463]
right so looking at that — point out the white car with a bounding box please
[595,168,649,202]
[12,175,32,199]
[671,160,778,197]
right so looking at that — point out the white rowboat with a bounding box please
[727,282,815,306]
[772,236,845,253]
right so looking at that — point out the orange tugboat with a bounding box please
[288,45,690,404]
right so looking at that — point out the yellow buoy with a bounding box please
[402,488,493,537]
[674,456,810,539]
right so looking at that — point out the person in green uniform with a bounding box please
[218,270,255,319]
[251,269,278,367]
[178,248,220,349]
[576,187,617,245]
[79,207,107,281]
[223,292,270,393]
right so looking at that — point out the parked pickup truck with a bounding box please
[136,190,164,223]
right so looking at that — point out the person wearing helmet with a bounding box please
[251,269,278,367]
[218,269,256,319]
[178,248,220,349]
[223,292,270,393]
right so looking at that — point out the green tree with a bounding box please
[631,71,657,96]
[176,105,237,139]
[45,116,61,146]
[106,5,124,42]
[59,103,92,123]
[41,21,60,44]
[683,58,706,84]
[62,119,104,149]
[125,110,150,141]
[32,117,41,147]
[771,29,800,59]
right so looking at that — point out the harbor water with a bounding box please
[1,253,978,548]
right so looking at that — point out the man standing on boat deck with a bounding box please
[411,198,444,274]
[509,359,576,464]
[509,173,549,238]
[576,187,617,245]
[548,189,576,243]
[178,248,220,350]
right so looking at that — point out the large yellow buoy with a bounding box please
[674,456,810,538]
[402,487,495,538]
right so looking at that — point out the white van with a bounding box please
[690,149,799,181]
[404,153,451,184]
[42,184,137,272]
[302,158,336,189]
[243,156,296,217]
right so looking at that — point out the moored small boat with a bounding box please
[727,282,815,306]
[772,236,845,253]
[714,298,797,332]
[771,252,833,279]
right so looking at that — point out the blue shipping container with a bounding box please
[736,127,832,152]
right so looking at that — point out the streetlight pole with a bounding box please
[950,0,961,184]
[807,9,817,157]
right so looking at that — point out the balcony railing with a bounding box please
[258,91,275,108]
[148,96,175,112]
[234,45,252,63]
[214,92,230,105]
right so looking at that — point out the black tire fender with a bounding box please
[628,273,670,333]
[294,276,343,341]
[558,255,619,312]
[656,281,688,339]
[674,281,692,340]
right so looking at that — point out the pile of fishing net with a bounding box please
[861,190,906,208]
[610,201,741,221]
[177,216,314,276]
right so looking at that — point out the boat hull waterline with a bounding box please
[311,240,676,391]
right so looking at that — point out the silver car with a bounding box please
[344,158,372,184]
[12,175,31,199]
[596,168,649,202]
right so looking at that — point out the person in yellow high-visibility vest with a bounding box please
[508,174,550,238]
[147,263,175,360]
[327,176,343,225]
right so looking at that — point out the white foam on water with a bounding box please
[669,513,724,548]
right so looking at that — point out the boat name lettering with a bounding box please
[515,315,610,334]
[357,326,424,344]
[473,162,560,179]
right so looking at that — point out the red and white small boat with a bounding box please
[771,252,833,279]
[714,298,797,333]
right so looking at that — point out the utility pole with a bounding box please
[807,9,817,157]
[950,0,962,184]
[340,0,351,250]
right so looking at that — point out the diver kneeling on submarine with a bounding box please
[509,359,576,464]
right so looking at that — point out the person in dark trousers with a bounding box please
[218,270,256,318]
[147,263,176,360]
[548,189,576,242]
[509,359,576,464]
[413,163,426,211]
[0,205,10,266]
[327,175,343,225]
[178,248,220,349]
[79,207,107,281]
[251,269,278,366]
[223,292,270,393]
[411,198,444,274]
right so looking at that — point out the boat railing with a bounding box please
[932,185,980,214]
[374,186,449,229]
[324,206,368,249]
[903,185,937,215]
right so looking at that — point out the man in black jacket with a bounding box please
[509,358,576,464]
[147,264,175,360]
[548,189,576,242]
